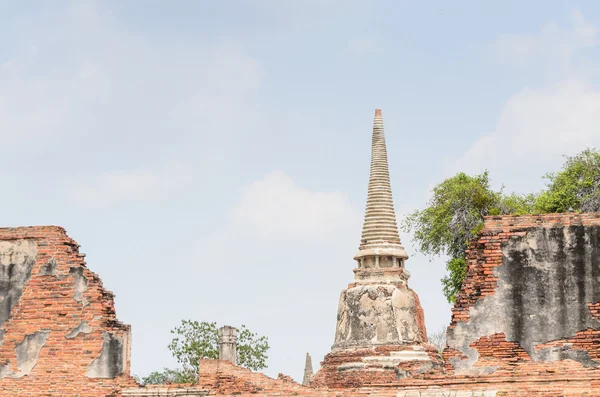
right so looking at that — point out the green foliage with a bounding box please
[403,148,600,304]
[168,320,269,374]
[536,148,600,213]
[497,192,538,215]
[168,320,219,373]
[441,257,467,304]
[236,325,270,371]
[403,172,499,260]
[401,172,537,303]
[402,171,512,303]
[137,368,196,385]
[137,321,270,386]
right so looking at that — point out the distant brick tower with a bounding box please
[312,109,442,388]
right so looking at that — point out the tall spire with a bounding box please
[302,353,313,386]
[311,109,438,388]
[312,109,438,388]
[360,109,401,247]
[354,109,407,267]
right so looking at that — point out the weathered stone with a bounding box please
[447,223,600,373]
[314,110,441,388]
[14,330,50,378]
[70,266,89,307]
[218,326,237,365]
[39,258,58,277]
[334,284,424,349]
[65,321,93,339]
[0,240,37,328]
[86,331,124,378]
[302,352,313,386]
[0,360,13,379]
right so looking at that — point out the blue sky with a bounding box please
[2,0,600,382]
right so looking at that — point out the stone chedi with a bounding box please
[313,109,441,388]
[302,353,314,386]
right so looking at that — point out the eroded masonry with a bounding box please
[2,110,600,396]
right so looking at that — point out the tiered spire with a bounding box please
[354,109,407,266]
[360,109,401,247]
[302,353,313,386]
[316,109,434,389]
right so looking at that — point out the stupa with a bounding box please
[312,109,442,388]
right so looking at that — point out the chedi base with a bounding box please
[312,279,443,388]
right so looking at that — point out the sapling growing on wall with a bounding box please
[402,172,531,302]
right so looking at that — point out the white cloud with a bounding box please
[230,171,361,241]
[456,79,600,172]
[494,10,597,71]
[66,163,191,209]
[454,11,600,193]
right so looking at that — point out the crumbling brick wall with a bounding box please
[445,213,600,379]
[4,218,600,397]
[186,358,600,397]
[0,226,137,396]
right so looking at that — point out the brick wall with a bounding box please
[5,215,600,397]
[445,213,600,381]
[0,226,137,396]
[312,344,444,389]
[188,358,600,397]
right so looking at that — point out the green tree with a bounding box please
[536,148,600,213]
[168,320,269,373]
[137,321,270,385]
[403,148,600,304]
[402,172,534,303]
[137,368,196,385]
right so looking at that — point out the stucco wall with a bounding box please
[446,214,600,377]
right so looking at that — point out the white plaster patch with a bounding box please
[0,240,38,267]
[362,349,431,365]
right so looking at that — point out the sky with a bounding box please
[2,0,600,382]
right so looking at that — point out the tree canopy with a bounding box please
[137,320,269,385]
[135,368,196,385]
[536,149,600,213]
[403,148,600,303]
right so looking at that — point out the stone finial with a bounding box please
[354,109,408,269]
[218,326,237,364]
[302,353,313,386]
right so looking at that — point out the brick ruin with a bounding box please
[445,213,600,379]
[2,110,600,396]
[0,226,137,396]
